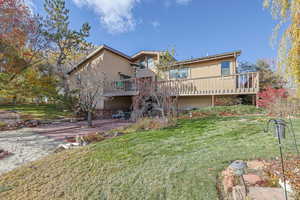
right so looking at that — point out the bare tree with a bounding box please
[131,49,179,121]
[69,61,106,127]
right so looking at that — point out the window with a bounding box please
[138,56,156,69]
[148,57,155,68]
[221,61,230,75]
[169,68,189,79]
[139,59,147,69]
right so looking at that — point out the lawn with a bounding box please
[0,104,73,120]
[0,106,299,200]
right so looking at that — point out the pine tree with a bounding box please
[42,0,91,95]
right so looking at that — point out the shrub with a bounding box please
[257,87,288,108]
[215,96,241,106]
[81,133,105,143]
[122,117,176,133]
[55,91,79,113]
[257,87,293,116]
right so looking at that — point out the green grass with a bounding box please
[0,121,7,127]
[0,104,73,120]
[192,105,266,115]
[0,106,299,200]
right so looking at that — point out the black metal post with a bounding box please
[287,117,300,157]
[276,124,288,200]
[265,119,288,200]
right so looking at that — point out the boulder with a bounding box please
[232,186,246,200]
[222,167,235,193]
[243,174,263,186]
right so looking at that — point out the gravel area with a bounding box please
[0,119,132,175]
[0,128,64,175]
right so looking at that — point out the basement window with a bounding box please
[221,61,230,76]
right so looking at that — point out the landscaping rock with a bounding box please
[222,166,236,193]
[247,160,266,170]
[55,143,81,152]
[248,187,291,200]
[0,149,11,160]
[232,186,246,200]
[243,174,263,186]
[24,120,40,127]
[75,135,88,146]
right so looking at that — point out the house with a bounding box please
[68,45,259,115]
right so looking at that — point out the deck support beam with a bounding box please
[212,95,215,107]
[252,95,256,106]
[255,94,259,108]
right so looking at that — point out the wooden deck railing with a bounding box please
[103,72,259,96]
[103,79,138,96]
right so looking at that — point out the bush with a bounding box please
[122,117,176,133]
[55,92,79,113]
[257,87,293,116]
[257,87,288,108]
[215,96,241,106]
[81,133,105,143]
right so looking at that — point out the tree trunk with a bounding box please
[57,62,70,96]
[12,96,17,104]
[87,111,92,127]
[62,75,70,96]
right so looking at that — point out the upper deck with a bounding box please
[103,72,259,97]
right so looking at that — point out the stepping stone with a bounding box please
[248,187,293,200]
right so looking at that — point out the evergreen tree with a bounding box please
[42,0,91,94]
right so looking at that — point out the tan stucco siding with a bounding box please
[178,96,212,110]
[180,58,237,91]
[71,48,133,80]
[102,49,134,80]
[68,49,134,110]
[104,96,132,110]
[187,58,236,78]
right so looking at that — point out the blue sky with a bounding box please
[30,0,278,63]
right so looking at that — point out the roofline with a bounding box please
[170,50,241,67]
[68,47,242,75]
[68,45,131,75]
[131,50,163,59]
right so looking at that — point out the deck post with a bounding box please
[255,94,259,108]
[252,95,256,106]
[212,95,215,107]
